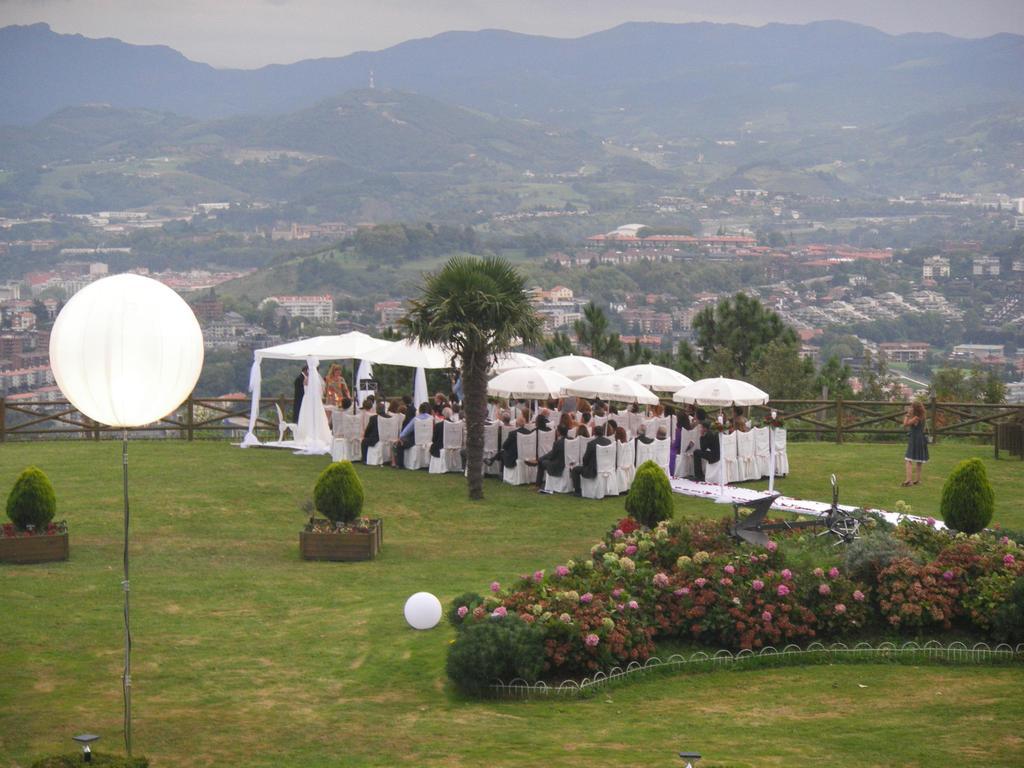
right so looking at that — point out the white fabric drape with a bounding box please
[356,359,374,405]
[241,357,263,447]
[414,366,428,409]
[294,356,332,455]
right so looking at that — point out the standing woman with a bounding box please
[902,401,928,486]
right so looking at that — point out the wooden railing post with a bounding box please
[928,395,938,445]
[186,395,194,442]
[835,396,844,444]
[0,396,6,443]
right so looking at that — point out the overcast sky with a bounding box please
[2,0,1022,68]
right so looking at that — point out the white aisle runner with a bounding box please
[669,478,945,530]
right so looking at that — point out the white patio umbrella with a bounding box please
[540,354,614,380]
[562,373,660,405]
[672,376,771,501]
[616,363,694,392]
[490,352,544,374]
[488,368,572,400]
[671,376,769,407]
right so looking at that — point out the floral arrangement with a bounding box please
[447,515,1023,688]
[304,516,379,534]
[763,415,785,428]
[1,520,66,538]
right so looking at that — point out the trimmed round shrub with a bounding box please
[313,461,364,525]
[447,592,485,630]
[624,460,673,529]
[6,466,56,531]
[939,458,994,534]
[446,614,545,696]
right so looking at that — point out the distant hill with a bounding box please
[2,21,1022,138]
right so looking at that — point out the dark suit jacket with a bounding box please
[579,436,612,479]
[637,435,654,445]
[362,415,380,447]
[429,419,445,458]
[500,427,533,469]
[698,431,720,463]
[292,374,305,423]
[539,436,566,475]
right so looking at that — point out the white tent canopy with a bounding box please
[615,363,694,392]
[242,331,393,451]
[490,352,544,375]
[363,339,451,369]
[562,373,660,405]
[488,367,572,399]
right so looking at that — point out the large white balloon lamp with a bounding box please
[404,592,443,630]
[50,273,204,757]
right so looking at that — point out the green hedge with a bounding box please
[940,458,994,534]
[313,461,364,525]
[624,460,673,529]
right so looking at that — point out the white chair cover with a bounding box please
[653,437,671,475]
[543,437,574,494]
[592,415,607,430]
[330,413,363,462]
[443,420,465,472]
[736,428,759,481]
[673,427,699,479]
[635,439,657,468]
[404,418,434,470]
[536,428,555,459]
[616,439,636,490]
[719,430,740,483]
[752,426,770,478]
[274,402,297,443]
[562,436,583,470]
[366,415,401,466]
[503,430,538,485]
[581,443,619,499]
[483,422,502,477]
[774,428,789,476]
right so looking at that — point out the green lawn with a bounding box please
[1,440,1022,767]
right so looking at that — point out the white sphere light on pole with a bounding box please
[49,273,205,427]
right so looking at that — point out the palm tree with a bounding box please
[402,255,542,500]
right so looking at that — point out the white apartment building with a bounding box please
[922,255,950,280]
[263,295,335,324]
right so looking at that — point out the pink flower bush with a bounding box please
[555,565,570,577]
[694,578,708,588]
[457,605,468,618]
[491,606,507,618]
[781,569,793,581]
[613,528,624,539]
[580,592,593,603]
[653,572,670,588]
[489,581,501,593]
[777,584,790,597]
[818,583,831,596]
[926,517,936,527]
[624,544,638,556]
[752,579,764,592]
[828,567,840,579]
[1004,554,1016,567]
[628,600,639,610]
[762,610,773,622]
[585,633,600,647]
[612,588,623,598]
[724,564,736,575]
[943,570,954,581]
[853,590,865,602]
[834,604,847,615]
[813,567,824,578]
[719,577,733,587]
[766,540,778,552]
[533,570,544,582]
[674,587,690,597]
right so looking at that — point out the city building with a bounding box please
[973,256,1001,277]
[879,342,930,363]
[951,343,1004,361]
[262,295,335,324]
[922,255,950,280]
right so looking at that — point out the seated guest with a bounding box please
[394,402,432,468]
[656,425,668,441]
[575,424,590,439]
[497,414,533,470]
[528,424,568,490]
[361,403,387,462]
[429,406,451,459]
[606,418,618,435]
[557,412,574,433]
[572,424,612,495]
[731,406,748,433]
[636,423,654,444]
[691,421,720,482]
[579,411,592,428]
[614,426,628,443]
[535,413,551,433]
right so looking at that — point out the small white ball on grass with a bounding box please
[403,592,442,630]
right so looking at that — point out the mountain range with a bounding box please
[3,21,1022,138]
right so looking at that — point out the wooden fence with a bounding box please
[0,396,1021,446]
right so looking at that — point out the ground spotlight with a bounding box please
[679,751,701,768]
[72,734,100,763]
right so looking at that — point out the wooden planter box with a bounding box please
[300,519,382,561]
[0,532,69,564]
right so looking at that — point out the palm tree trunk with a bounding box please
[463,346,489,500]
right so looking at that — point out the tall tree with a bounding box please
[692,293,797,377]
[815,355,854,399]
[402,255,542,500]
[749,340,816,400]
[573,302,624,365]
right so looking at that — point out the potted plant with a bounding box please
[300,461,382,561]
[0,466,68,564]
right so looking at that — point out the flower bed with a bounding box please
[300,517,382,561]
[447,515,1024,694]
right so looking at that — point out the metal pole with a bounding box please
[122,430,133,757]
